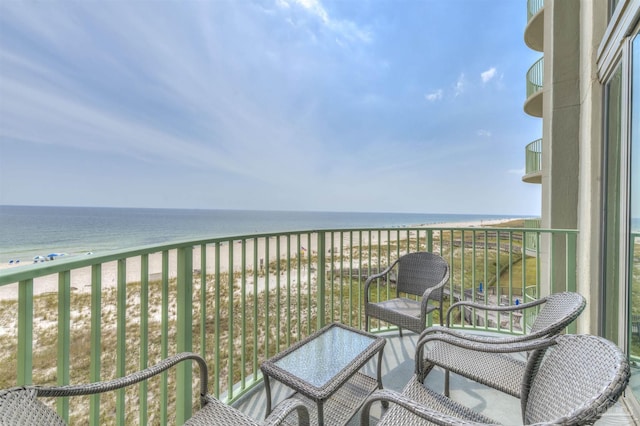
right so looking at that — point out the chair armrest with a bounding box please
[420,267,450,303]
[419,325,544,345]
[364,259,400,303]
[360,389,479,426]
[415,333,556,376]
[262,398,310,426]
[29,352,208,405]
[444,296,547,326]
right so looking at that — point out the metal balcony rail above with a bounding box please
[526,57,544,100]
[527,0,544,22]
[0,226,578,425]
[524,138,543,184]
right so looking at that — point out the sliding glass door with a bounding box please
[628,30,639,401]
[603,64,623,343]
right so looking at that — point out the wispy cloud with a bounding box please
[425,89,443,102]
[481,67,497,83]
[278,0,372,44]
[508,167,526,175]
[454,73,465,97]
[477,129,492,137]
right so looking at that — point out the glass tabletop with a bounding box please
[273,325,376,388]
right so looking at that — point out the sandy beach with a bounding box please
[0,218,517,300]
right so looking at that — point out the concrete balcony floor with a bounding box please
[233,330,637,425]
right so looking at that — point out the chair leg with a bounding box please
[398,327,403,338]
[417,362,435,382]
[444,370,450,397]
[365,315,369,332]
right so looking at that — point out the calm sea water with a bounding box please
[0,205,517,263]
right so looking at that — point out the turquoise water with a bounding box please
[0,205,516,263]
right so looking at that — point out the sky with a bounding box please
[0,0,542,216]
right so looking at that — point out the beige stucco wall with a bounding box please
[540,0,581,307]
[575,0,607,335]
[539,0,608,334]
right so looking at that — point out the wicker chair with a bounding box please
[361,334,630,425]
[420,291,586,398]
[364,252,450,337]
[0,352,309,426]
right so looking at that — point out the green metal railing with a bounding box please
[527,0,544,22]
[524,219,542,255]
[0,226,578,424]
[525,138,543,177]
[526,56,544,100]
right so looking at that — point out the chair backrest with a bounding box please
[521,334,630,425]
[528,292,586,338]
[395,252,449,298]
[0,387,66,425]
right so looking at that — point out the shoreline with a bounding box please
[0,218,520,300]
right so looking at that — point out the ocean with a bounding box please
[0,205,518,264]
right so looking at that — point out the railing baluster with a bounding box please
[139,254,149,425]
[286,235,291,346]
[275,237,281,353]
[306,232,312,335]
[252,238,259,382]
[241,239,247,388]
[214,243,221,398]
[227,241,234,401]
[329,232,335,324]
[296,235,302,341]
[57,271,71,421]
[116,259,126,425]
[265,239,270,356]
[317,231,326,329]
[160,250,169,425]
[17,279,33,386]
[176,246,194,425]
[201,244,208,362]
[89,265,101,426]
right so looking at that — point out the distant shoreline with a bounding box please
[0,217,520,300]
[0,206,525,263]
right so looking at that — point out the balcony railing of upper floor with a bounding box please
[523,138,542,184]
[525,56,544,118]
[525,0,544,52]
[0,225,579,425]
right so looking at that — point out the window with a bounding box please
[629,31,640,400]
[602,64,623,342]
[609,0,620,20]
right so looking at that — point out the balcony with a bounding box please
[523,138,542,184]
[0,225,629,424]
[524,0,544,52]
[524,56,544,117]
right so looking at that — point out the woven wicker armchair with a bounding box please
[361,334,630,425]
[0,352,308,426]
[365,252,450,337]
[420,291,586,398]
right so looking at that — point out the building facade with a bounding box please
[524,0,640,412]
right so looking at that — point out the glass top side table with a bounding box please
[260,323,386,425]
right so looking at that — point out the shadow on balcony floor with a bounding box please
[233,330,636,425]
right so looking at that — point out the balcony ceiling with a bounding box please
[524,7,544,52]
[522,171,542,184]
[524,90,543,118]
